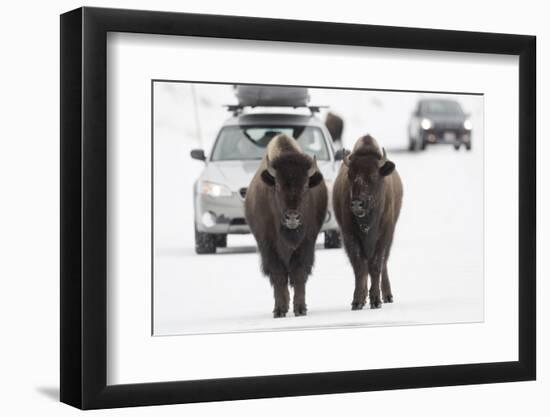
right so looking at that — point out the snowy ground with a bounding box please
[153,83,484,336]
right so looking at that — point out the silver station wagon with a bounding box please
[190,87,343,253]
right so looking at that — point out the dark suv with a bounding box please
[408,98,472,151]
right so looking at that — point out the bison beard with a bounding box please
[333,134,403,310]
[245,134,327,318]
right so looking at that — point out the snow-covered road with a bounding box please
[154,146,484,336]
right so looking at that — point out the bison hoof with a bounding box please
[370,300,382,309]
[383,295,394,303]
[273,308,287,318]
[294,305,307,316]
[351,302,365,310]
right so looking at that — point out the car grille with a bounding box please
[433,121,462,131]
[239,187,247,199]
[230,218,247,226]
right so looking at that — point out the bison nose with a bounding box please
[351,199,365,210]
[283,210,302,229]
[351,200,367,217]
[284,209,301,222]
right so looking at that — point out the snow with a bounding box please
[153,82,484,336]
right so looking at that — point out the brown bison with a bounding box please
[333,135,403,310]
[325,112,344,143]
[245,134,327,317]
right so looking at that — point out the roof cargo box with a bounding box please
[235,85,310,107]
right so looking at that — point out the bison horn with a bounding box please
[308,155,319,177]
[379,147,387,167]
[265,154,277,178]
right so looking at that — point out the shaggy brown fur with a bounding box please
[245,134,327,317]
[333,135,403,309]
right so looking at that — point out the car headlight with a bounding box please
[200,181,232,197]
[463,119,473,130]
[421,118,432,130]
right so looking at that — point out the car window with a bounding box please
[420,100,464,116]
[210,126,330,161]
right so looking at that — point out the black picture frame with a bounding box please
[60,6,536,410]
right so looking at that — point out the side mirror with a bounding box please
[190,149,206,161]
[334,149,347,161]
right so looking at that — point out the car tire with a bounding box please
[195,228,216,254]
[454,143,461,150]
[408,138,416,152]
[420,139,427,151]
[324,230,342,249]
[465,142,472,151]
[215,234,227,248]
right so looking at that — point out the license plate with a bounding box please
[443,131,456,141]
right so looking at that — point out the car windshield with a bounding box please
[420,100,464,116]
[210,126,330,161]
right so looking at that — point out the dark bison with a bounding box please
[245,134,327,317]
[325,112,344,143]
[333,135,403,310]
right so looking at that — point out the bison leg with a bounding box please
[259,243,290,318]
[368,257,383,309]
[381,262,393,303]
[291,278,307,317]
[351,262,368,310]
[289,244,314,316]
[343,236,368,310]
[271,274,290,318]
[289,268,308,317]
